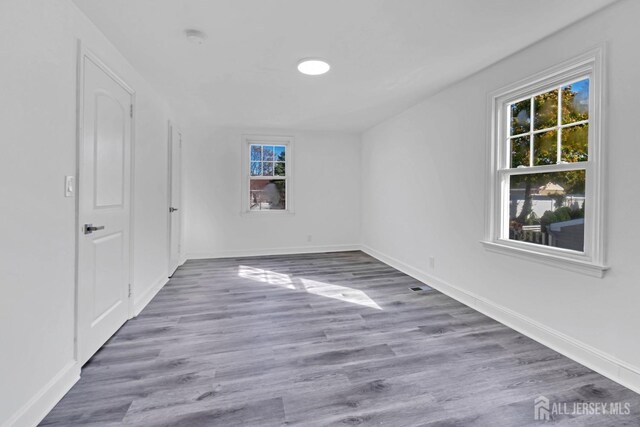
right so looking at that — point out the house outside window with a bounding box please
[242,135,293,213]
[484,49,607,277]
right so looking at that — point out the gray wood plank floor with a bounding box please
[41,251,640,426]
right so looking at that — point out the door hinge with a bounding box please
[130,104,133,118]
[128,283,132,298]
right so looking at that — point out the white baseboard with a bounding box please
[186,244,360,260]
[133,273,169,317]
[360,244,640,395]
[2,360,79,427]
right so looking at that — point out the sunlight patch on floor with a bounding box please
[300,278,382,310]
[237,266,382,310]
[238,265,295,289]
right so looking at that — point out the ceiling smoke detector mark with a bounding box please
[185,29,207,45]
[297,58,331,76]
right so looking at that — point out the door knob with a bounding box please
[169,207,179,213]
[83,224,105,234]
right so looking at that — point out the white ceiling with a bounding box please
[73,0,617,132]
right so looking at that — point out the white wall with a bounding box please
[0,1,176,425]
[184,127,361,258]
[2,0,637,424]
[361,0,640,392]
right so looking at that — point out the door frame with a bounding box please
[167,121,182,276]
[74,41,136,363]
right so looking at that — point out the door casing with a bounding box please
[167,122,182,276]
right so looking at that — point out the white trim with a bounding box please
[186,244,360,260]
[501,161,589,176]
[1,361,80,427]
[133,273,170,317]
[241,134,294,214]
[485,46,606,275]
[129,92,137,319]
[167,120,173,276]
[166,121,183,277]
[73,39,82,364]
[239,209,296,218]
[178,132,187,273]
[360,244,640,395]
[481,240,608,278]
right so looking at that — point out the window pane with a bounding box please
[250,161,261,176]
[250,145,262,161]
[274,145,286,161]
[534,89,558,130]
[562,79,589,124]
[249,179,286,210]
[262,162,274,176]
[510,136,530,168]
[561,123,588,163]
[533,130,557,166]
[275,162,286,176]
[509,170,586,252]
[510,99,531,135]
[263,145,274,161]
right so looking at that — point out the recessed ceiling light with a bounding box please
[185,29,207,45]
[297,59,331,76]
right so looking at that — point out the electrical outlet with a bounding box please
[429,256,435,269]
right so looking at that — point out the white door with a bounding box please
[78,52,132,365]
[168,124,182,276]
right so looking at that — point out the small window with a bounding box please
[484,49,606,277]
[242,135,293,213]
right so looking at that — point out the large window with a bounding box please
[242,135,293,212]
[485,50,606,276]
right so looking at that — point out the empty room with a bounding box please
[2,0,640,425]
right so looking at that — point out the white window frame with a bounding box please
[483,47,608,277]
[241,135,294,214]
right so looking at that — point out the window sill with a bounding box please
[240,209,295,217]
[480,240,608,278]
